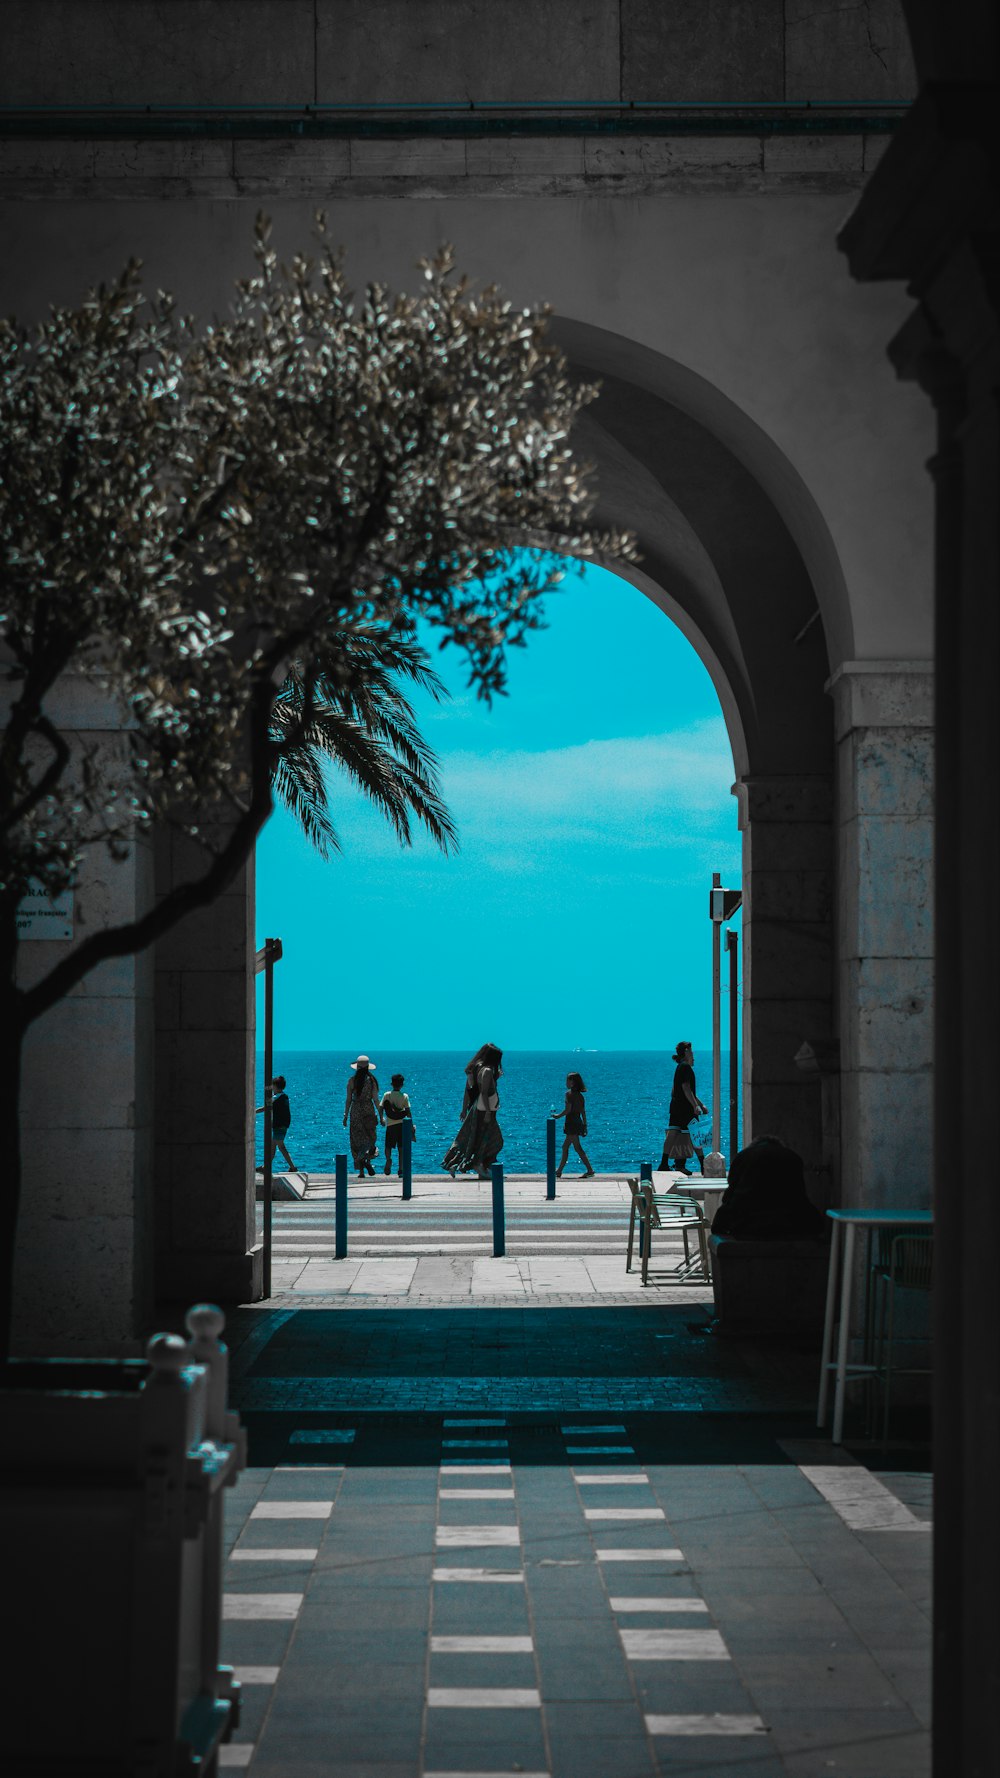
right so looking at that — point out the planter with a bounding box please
[2,1304,246,1776]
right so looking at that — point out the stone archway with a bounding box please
[554,318,839,1200]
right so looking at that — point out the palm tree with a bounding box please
[269,627,458,857]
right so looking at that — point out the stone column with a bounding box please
[11,685,155,1356]
[829,661,934,1211]
[153,830,260,1305]
[735,774,836,1202]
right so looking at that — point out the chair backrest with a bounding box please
[889,1234,933,1290]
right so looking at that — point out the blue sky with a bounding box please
[255,558,741,1051]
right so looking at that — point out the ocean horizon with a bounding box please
[255,1048,743,1175]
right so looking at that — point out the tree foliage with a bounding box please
[0,213,632,1030]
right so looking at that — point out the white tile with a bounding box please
[622,1628,729,1660]
[596,1549,685,1563]
[443,1418,506,1427]
[439,1489,516,1499]
[646,1713,768,1736]
[222,1594,303,1620]
[562,1425,627,1434]
[218,1749,254,1769]
[441,1464,510,1475]
[230,1547,320,1561]
[428,1688,541,1708]
[798,1464,932,1532]
[431,1635,534,1653]
[584,1508,666,1521]
[289,1428,355,1445]
[250,1501,333,1519]
[433,1567,524,1583]
[424,1772,548,1777]
[274,1464,343,1473]
[436,1526,521,1547]
[610,1597,708,1613]
[575,1473,649,1485]
[230,1666,280,1685]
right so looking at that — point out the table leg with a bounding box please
[817,1221,841,1428]
[833,1221,856,1444]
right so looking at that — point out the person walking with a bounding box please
[660,1041,707,1176]
[379,1073,413,1177]
[442,1042,504,1179]
[554,1071,594,1178]
[343,1054,381,1178]
[255,1074,297,1173]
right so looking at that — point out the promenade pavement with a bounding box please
[213,1194,932,1776]
[258,1172,715,1303]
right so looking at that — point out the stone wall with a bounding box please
[153,831,260,1307]
[0,1,916,107]
[830,662,934,1208]
[12,679,155,1356]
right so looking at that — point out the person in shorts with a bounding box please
[379,1073,413,1176]
[256,1074,296,1172]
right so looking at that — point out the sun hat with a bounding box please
[350,1054,375,1070]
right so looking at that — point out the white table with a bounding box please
[652,1172,727,1227]
[817,1206,933,1443]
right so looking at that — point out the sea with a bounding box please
[255,1049,742,1174]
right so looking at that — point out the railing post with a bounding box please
[401,1119,413,1200]
[546,1117,556,1199]
[335,1153,348,1258]
[491,1162,505,1258]
[639,1160,652,1257]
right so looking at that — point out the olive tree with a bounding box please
[0,215,630,1353]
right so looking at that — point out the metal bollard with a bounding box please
[401,1119,413,1200]
[546,1117,557,1200]
[639,1160,653,1258]
[335,1153,348,1258]
[491,1162,505,1257]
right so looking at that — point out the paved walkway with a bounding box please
[218,1300,932,1775]
[259,1174,714,1301]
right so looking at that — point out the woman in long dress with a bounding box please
[659,1040,707,1176]
[442,1043,504,1179]
[343,1054,381,1178]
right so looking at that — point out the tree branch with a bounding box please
[0,713,71,833]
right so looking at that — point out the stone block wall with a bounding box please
[0,0,917,109]
[831,662,934,1209]
[735,772,836,1204]
[12,684,156,1355]
[153,828,260,1306]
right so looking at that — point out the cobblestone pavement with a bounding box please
[218,1303,931,1775]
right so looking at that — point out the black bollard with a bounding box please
[639,1160,653,1258]
[335,1153,348,1258]
[401,1119,413,1201]
[546,1117,557,1200]
[491,1162,505,1257]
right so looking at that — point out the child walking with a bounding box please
[554,1071,594,1178]
[255,1074,297,1172]
[379,1073,413,1177]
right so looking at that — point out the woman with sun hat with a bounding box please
[343,1053,382,1178]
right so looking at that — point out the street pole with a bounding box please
[711,871,722,1156]
[255,936,283,1299]
[726,927,739,1167]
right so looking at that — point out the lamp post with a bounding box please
[708,880,741,1166]
[254,935,283,1298]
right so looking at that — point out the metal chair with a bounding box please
[628,1180,710,1286]
[872,1232,933,1447]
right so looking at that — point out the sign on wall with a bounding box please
[16,884,74,940]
